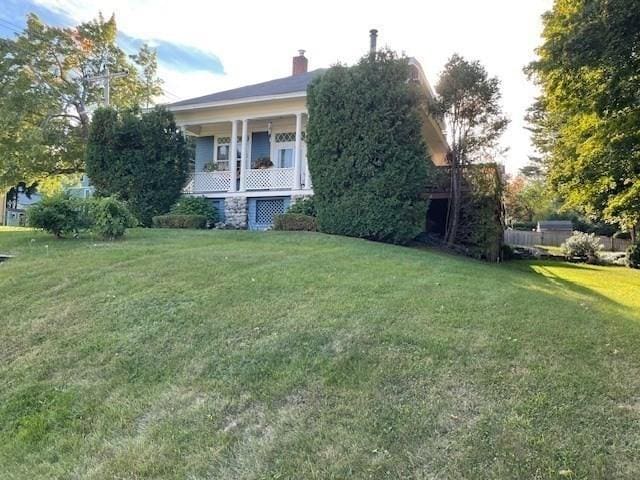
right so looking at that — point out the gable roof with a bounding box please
[536,220,573,231]
[168,68,326,109]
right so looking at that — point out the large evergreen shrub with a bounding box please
[306,50,431,244]
[86,107,190,226]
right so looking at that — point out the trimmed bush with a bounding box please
[27,195,85,237]
[561,231,603,262]
[170,196,217,226]
[86,107,190,226]
[627,242,640,268]
[287,197,317,217]
[273,213,317,231]
[89,197,136,239]
[152,214,207,229]
[306,50,431,245]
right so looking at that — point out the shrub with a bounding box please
[89,197,136,239]
[561,231,603,262]
[306,50,430,244]
[273,213,317,231]
[287,197,317,217]
[170,196,217,226]
[627,242,640,268]
[152,214,207,229]
[27,195,84,237]
[86,107,190,226]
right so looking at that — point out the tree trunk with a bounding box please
[445,163,461,246]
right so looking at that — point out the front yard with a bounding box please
[0,228,639,478]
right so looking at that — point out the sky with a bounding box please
[1,0,554,174]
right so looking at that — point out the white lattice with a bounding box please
[246,168,294,190]
[255,199,285,224]
[183,175,195,193]
[192,171,231,192]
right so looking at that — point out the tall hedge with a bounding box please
[306,50,431,244]
[86,107,190,226]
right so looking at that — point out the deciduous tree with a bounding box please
[431,54,508,245]
[0,13,162,189]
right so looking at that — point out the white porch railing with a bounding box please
[246,168,295,190]
[185,171,231,193]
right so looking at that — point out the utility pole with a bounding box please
[86,66,129,107]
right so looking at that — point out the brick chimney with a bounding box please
[292,50,308,75]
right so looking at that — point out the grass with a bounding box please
[1,228,639,479]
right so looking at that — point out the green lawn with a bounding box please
[1,228,639,479]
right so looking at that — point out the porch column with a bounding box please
[229,120,238,192]
[293,112,302,190]
[304,160,312,189]
[239,118,248,191]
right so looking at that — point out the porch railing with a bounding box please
[246,168,294,190]
[185,171,231,193]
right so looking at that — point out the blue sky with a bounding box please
[0,0,224,75]
[1,0,554,174]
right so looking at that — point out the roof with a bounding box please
[537,220,573,231]
[168,69,326,108]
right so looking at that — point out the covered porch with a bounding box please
[182,112,312,194]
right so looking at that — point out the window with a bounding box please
[276,147,294,168]
[214,136,242,171]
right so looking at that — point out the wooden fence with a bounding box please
[504,230,632,252]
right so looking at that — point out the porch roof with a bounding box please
[168,69,326,108]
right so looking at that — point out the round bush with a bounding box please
[27,195,84,237]
[561,231,603,262]
[89,197,135,240]
[287,197,317,217]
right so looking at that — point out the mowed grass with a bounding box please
[0,228,639,479]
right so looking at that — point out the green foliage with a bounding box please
[26,195,84,237]
[527,0,640,232]
[454,166,505,261]
[89,197,135,239]
[152,214,207,229]
[86,107,190,226]
[170,197,218,226]
[561,231,603,261]
[287,197,317,217]
[626,243,640,269]
[26,195,135,239]
[273,213,317,231]
[306,50,430,244]
[0,13,163,189]
[431,54,508,245]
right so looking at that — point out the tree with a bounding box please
[306,50,430,244]
[86,107,190,226]
[0,13,162,190]
[431,54,509,246]
[527,0,640,240]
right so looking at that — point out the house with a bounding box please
[3,190,41,226]
[536,220,573,232]
[167,30,449,230]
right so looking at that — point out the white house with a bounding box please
[167,31,449,229]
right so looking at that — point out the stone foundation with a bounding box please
[224,197,247,228]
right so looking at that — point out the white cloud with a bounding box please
[34,0,553,173]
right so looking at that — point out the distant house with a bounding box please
[167,31,449,230]
[3,191,42,226]
[536,220,573,232]
[66,174,94,199]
